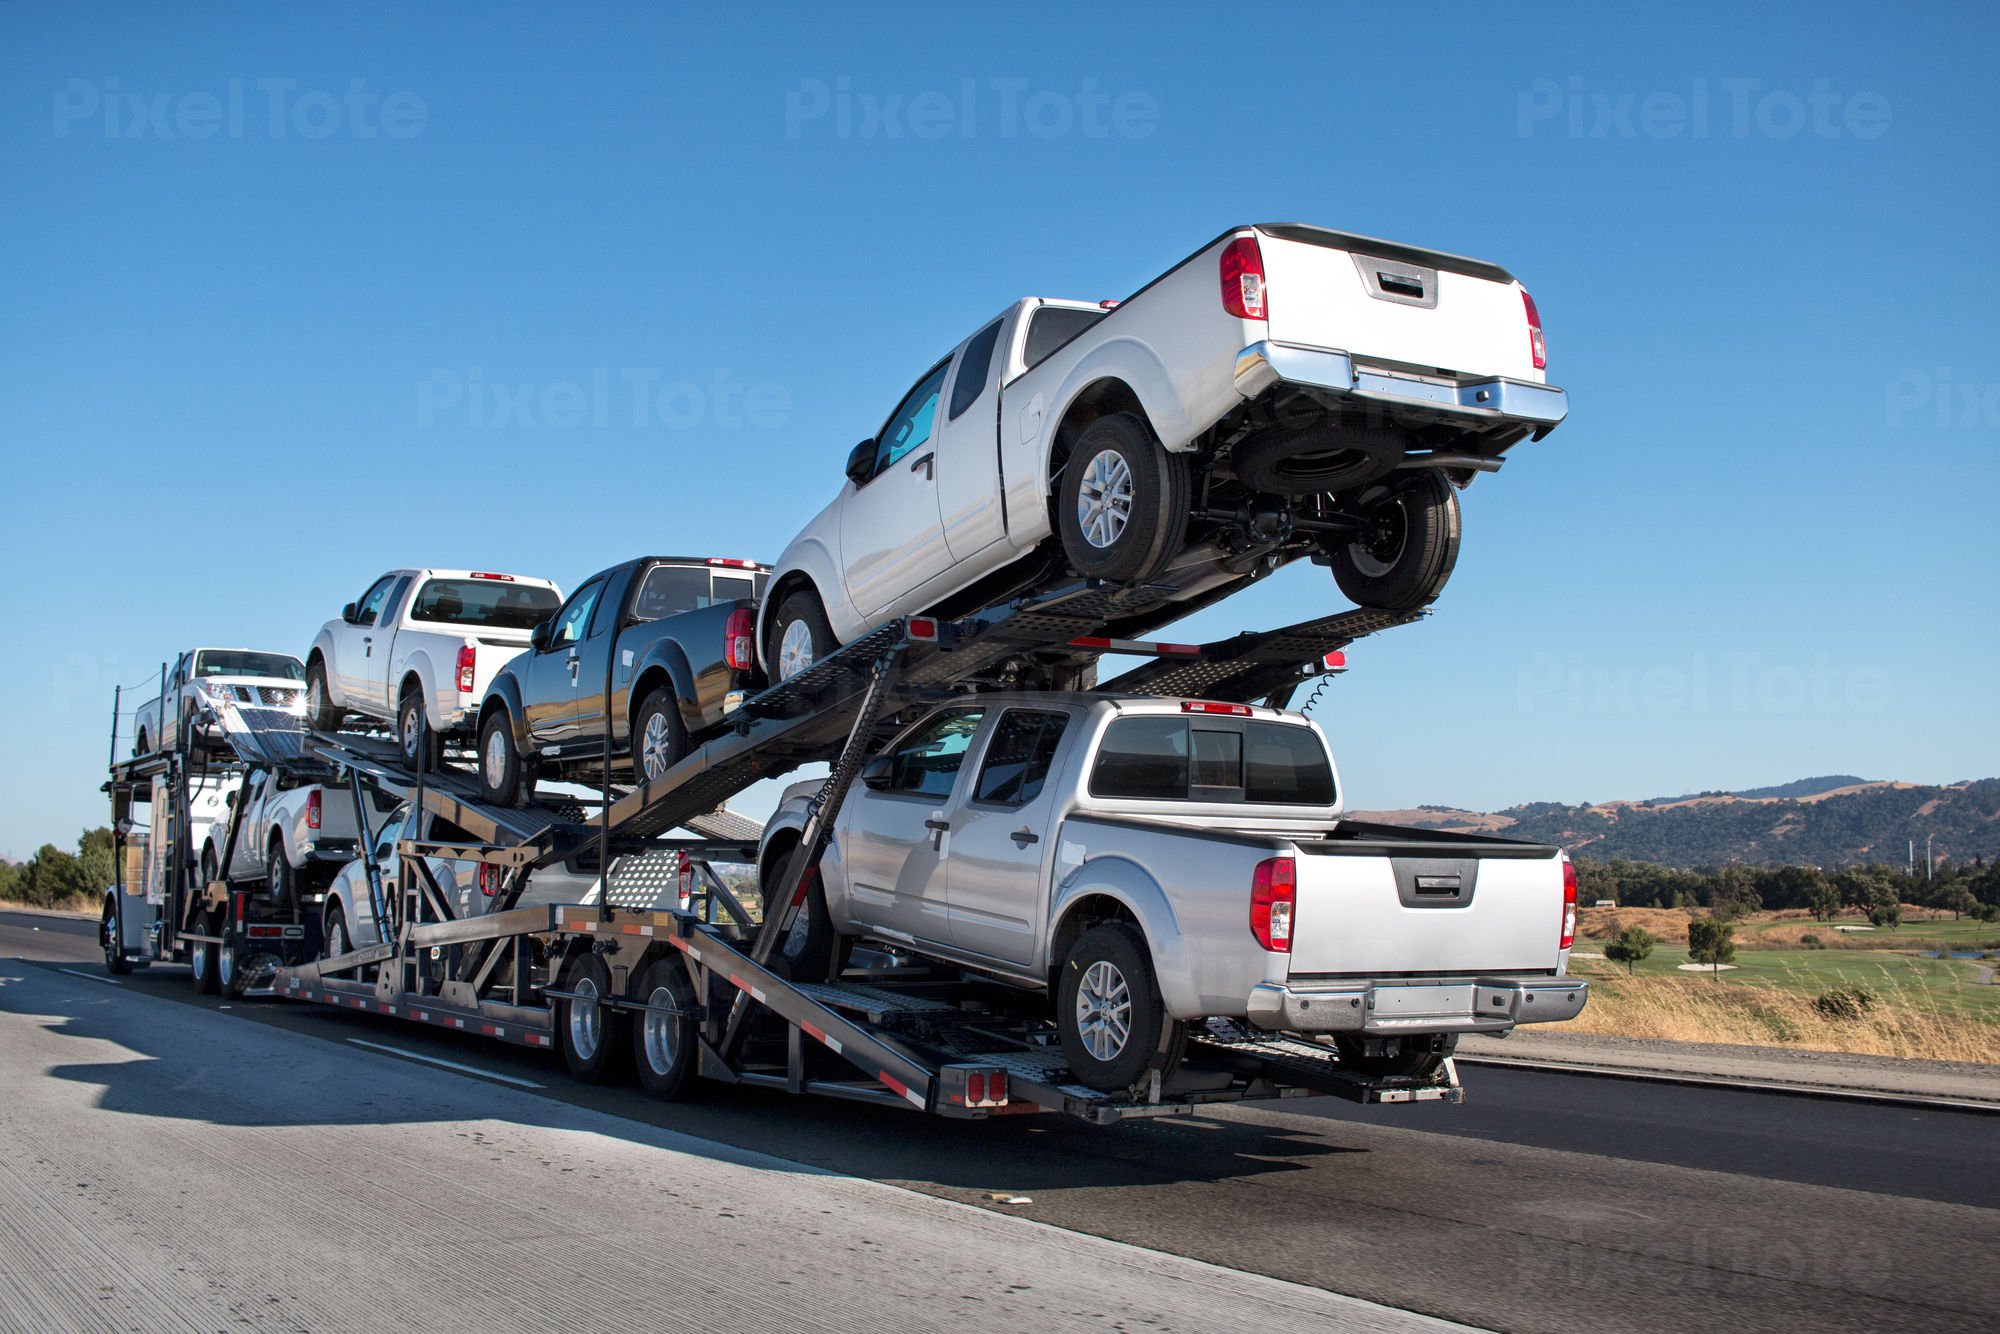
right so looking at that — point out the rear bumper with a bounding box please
[1245,975,1589,1036]
[1234,340,1569,430]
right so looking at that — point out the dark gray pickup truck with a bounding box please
[474,556,769,804]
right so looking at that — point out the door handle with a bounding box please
[1010,827,1039,847]
[924,816,950,851]
[909,452,935,480]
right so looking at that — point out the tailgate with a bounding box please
[1257,226,1539,382]
[1289,844,1564,976]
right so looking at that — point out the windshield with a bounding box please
[192,650,305,681]
[410,578,560,631]
[631,564,770,621]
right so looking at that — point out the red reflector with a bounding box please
[457,643,476,694]
[907,617,938,641]
[305,788,321,830]
[1250,857,1296,953]
[1560,855,1578,950]
[1322,650,1347,672]
[724,607,757,671]
[1522,290,1547,371]
[1182,701,1252,716]
[1220,235,1268,321]
[967,1072,986,1103]
[990,1070,1007,1103]
[677,852,695,909]
[467,572,515,581]
[246,924,284,938]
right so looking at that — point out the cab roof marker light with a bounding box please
[468,572,515,582]
[1183,701,1253,716]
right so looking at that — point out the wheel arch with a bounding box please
[1046,860,1194,1016]
[627,647,698,740]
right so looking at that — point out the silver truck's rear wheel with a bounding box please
[1328,468,1461,610]
[1056,414,1187,584]
[268,843,295,912]
[1056,922,1179,1093]
[478,710,523,806]
[767,588,837,683]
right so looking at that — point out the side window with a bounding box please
[882,708,986,798]
[1190,728,1243,791]
[587,573,625,638]
[947,321,1003,421]
[973,710,1070,806]
[872,360,951,476]
[354,576,396,628]
[374,814,404,859]
[1023,306,1106,370]
[380,576,413,625]
[1089,717,1189,800]
[550,580,604,648]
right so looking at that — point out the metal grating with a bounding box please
[601,847,685,911]
[794,981,962,1017]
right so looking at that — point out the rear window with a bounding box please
[410,579,560,631]
[632,564,770,621]
[1023,306,1105,370]
[1090,717,1335,805]
[193,650,305,681]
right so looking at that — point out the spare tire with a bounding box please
[1231,422,1408,496]
[1328,468,1461,610]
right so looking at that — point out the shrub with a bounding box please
[1799,933,1825,949]
[1603,925,1656,975]
[1812,987,1879,1021]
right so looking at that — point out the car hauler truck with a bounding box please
[107,580,1587,1123]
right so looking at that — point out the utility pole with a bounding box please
[1926,834,1933,881]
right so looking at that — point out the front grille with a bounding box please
[258,686,302,707]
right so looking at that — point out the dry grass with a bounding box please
[1578,905,1693,939]
[1566,960,2000,1064]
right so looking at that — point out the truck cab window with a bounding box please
[973,710,1069,806]
[353,576,395,627]
[550,580,603,648]
[884,708,986,798]
[947,320,1002,421]
[873,360,951,476]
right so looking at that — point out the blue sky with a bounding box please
[2,2,1995,858]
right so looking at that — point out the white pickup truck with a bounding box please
[133,648,307,756]
[760,693,1586,1092]
[305,569,562,767]
[201,772,400,911]
[759,223,1567,679]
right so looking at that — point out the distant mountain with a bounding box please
[1351,778,2000,869]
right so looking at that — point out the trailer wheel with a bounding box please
[630,955,699,1101]
[557,954,628,1084]
[632,688,686,787]
[1056,413,1188,584]
[1056,922,1177,1093]
[478,710,524,806]
[1327,468,1461,611]
[218,933,248,998]
[189,921,220,995]
[101,895,131,975]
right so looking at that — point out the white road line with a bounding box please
[345,1038,546,1089]
[57,968,122,987]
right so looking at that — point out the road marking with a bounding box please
[345,1038,546,1089]
[57,968,122,987]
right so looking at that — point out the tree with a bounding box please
[1604,925,1655,975]
[1687,918,1736,972]
[1866,890,1903,931]
[1941,885,1979,920]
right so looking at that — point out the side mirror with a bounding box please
[529,619,553,651]
[224,791,237,809]
[845,440,876,486]
[860,755,892,789]
[341,602,358,624]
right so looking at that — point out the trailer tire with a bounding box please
[102,895,131,975]
[632,688,686,787]
[1057,922,1178,1093]
[218,932,248,998]
[1056,413,1188,584]
[478,709,524,806]
[630,955,699,1101]
[1328,468,1461,611]
[557,954,628,1084]
[189,919,220,995]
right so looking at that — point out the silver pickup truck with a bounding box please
[761,693,1587,1092]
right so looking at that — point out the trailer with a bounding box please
[114,580,1469,1121]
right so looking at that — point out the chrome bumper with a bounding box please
[1245,975,1589,1035]
[1234,340,1569,429]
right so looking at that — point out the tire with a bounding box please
[304,660,341,731]
[1231,421,1408,496]
[557,953,628,1084]
[767,588,838,683]
[1055,413,1188,584]
[1056,922,1179,1093]
[102,896,131,975]
[218,932,248,998]
[631,688,686,787]
[134,729,150,758]
[189,918,220,995]
[478,709,524,807]
[322,899,354,962]
[397,687,440,772]
[1328,468,1462,610]
[268,843,295,912]
[1334,1033,1457,1081]
[201,845,220,891]
[630,955,700,1101]
[766,846,844,984]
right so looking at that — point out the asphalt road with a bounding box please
[6,909,1997,1332]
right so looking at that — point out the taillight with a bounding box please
[676,851,694,910]
[305,789,321,830]
[479,864,501,896]
[1559,855,1577,950]
[1221,235,1268,321]
[1522,289,1546,371]
[456,643,476,693]
[1250,856,1296,953]
[724,608,756,671]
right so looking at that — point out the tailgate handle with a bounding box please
[1413,874,1462,897]
[1378,272,1426,300]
